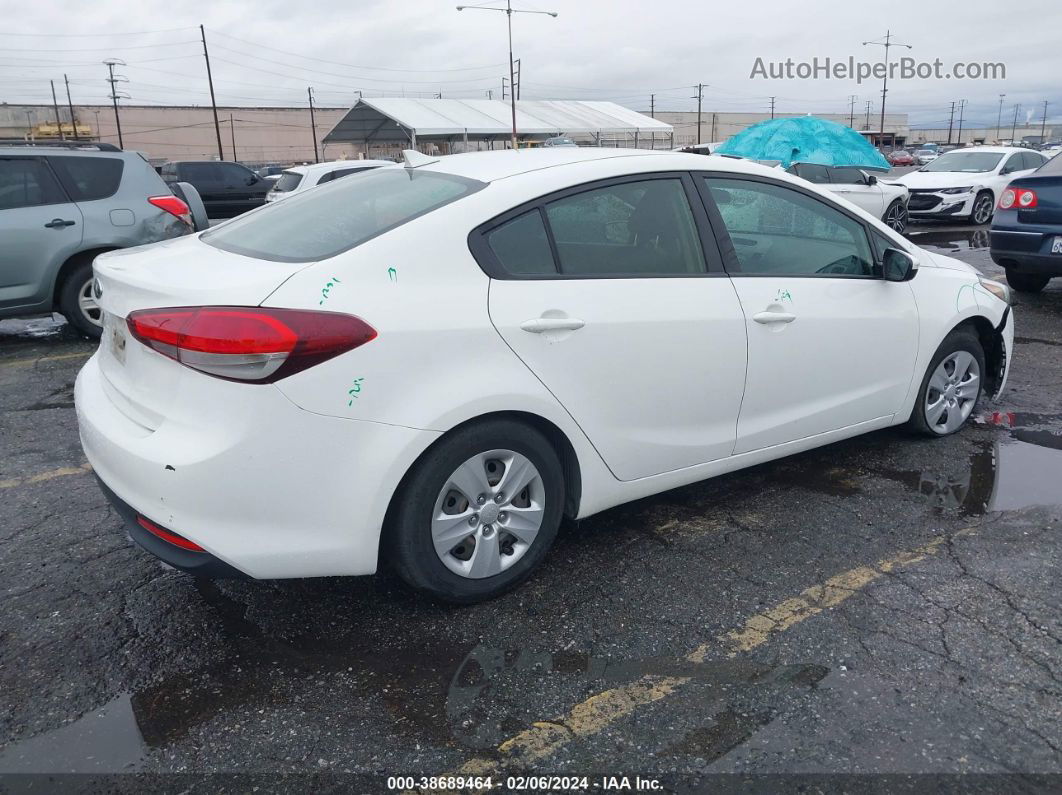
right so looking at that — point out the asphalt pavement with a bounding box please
[0,222,1060,793]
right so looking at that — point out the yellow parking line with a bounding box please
[1,351,93,369]
[0,462,93,489]
[438,527,976,781]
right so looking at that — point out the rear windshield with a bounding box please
[1035,154,1062,175]
[273,171,303,192]
[203,167,485,262]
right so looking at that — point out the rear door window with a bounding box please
[47,156,124,201]
[1021,152,1045,170]
[543,178,706,276]
[203,167,484,262]
[179,162,223,189]
[791,163,830,184]
[0,157,68,210]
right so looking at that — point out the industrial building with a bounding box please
[647,110,911,148]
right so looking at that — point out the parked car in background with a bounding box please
[788,162,910,232]
[160,160,271,219]
[914,149,940,166]
[76,147,1012,602]
[542,136,578,147]
[887,150,916,167]
[0,143,199,338]
[256,164,289,184]
[990,153,1062,293]
[897,147,1048,224]
[265,160,394,203]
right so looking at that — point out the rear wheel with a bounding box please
[969,191,994,225]
[1005,268,1050,294]
[883,199,908,234]
[908,329,985,437]
[58,261,103,339]
[386,419,565,603]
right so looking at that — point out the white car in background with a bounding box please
[897,146,1048,224]
[76,147,1013,603]
[914,149,939,166]
[787,163,910,232]
[265,159,395,202]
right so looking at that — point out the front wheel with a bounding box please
[386,419,565,603]
[1005,268,1050,294]
[58,261,103,339]
[907,329,985,437]
[883,199,908,234]
[969,191,994,225]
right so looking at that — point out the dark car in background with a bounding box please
[160,160,271,219]
[0,143,200,337]
[990,154,1062,293]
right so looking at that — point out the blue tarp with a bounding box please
[715,116,890,169]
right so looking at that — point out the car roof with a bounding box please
[416,147,779,183]
[294,159,394,176]
[939,146,1029,154]
[0,145,131,158]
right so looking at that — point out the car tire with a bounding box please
[969,191,994,225]
[1005,268,1050,294]
[58,260,104,339]
[386,419,565,603]
[907,328,985,437]
[883,199,908,234]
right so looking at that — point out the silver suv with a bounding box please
[0,143,202,338]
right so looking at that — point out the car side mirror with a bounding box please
[882,247,918,282]
[866,174,878,186]
[246,175,259,185]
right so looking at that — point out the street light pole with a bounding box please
[863,30,911,150]
[457,2,557,150]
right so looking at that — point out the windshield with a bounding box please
[272,171,304,192]
[921,152,1003,173]
[203,167,485,262]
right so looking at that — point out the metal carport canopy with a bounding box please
[322,98,673,143]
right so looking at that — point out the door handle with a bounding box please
[752,311,796,324]
[44,218,76,228]
[520,317,586,334]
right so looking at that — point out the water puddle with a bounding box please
[881,414,1062,515]
[0,694,145,773]
[906,227,990,252]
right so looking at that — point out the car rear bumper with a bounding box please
[990,228,1062,275]
[75,352,439,579]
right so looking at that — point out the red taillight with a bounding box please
[999,187,1038,210]
[137,516,205,552]
[126,307,377,383]
[148,195,192,227]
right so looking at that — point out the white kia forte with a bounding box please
[76,147,1014,602]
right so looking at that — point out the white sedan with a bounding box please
[76,148,1014,603]
[787,163,910,232]
[897,146,1047,224]
[265,159,395,202]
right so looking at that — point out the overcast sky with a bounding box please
[2,0,1059,129]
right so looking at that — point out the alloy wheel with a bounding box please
[886,202,908,234]
[77,278,103,328]
[925,351,980,434]
[972,194,993,225]
[431,450,545,579]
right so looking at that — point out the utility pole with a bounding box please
[946,101,955,145]
[50,80,65,140]
[864,100,872,130]
[996,94,1006,143]
[501,77,508,100]
[308,87,319,163]
[691,83,705,145]
[1011,104,1021,143]
[956,99,966,145]
[63,74,78,141]
[199,25,225,161]
[848,94,857,127]
[103,59,126,148]
[1040,101,1050,144]
[457,2,558,151]
[514,58,521,99]
[229,113,237,162]
[650,93,655,119]
[487,89,493,100]
[863,30,912,150]
[768,95,776,120]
